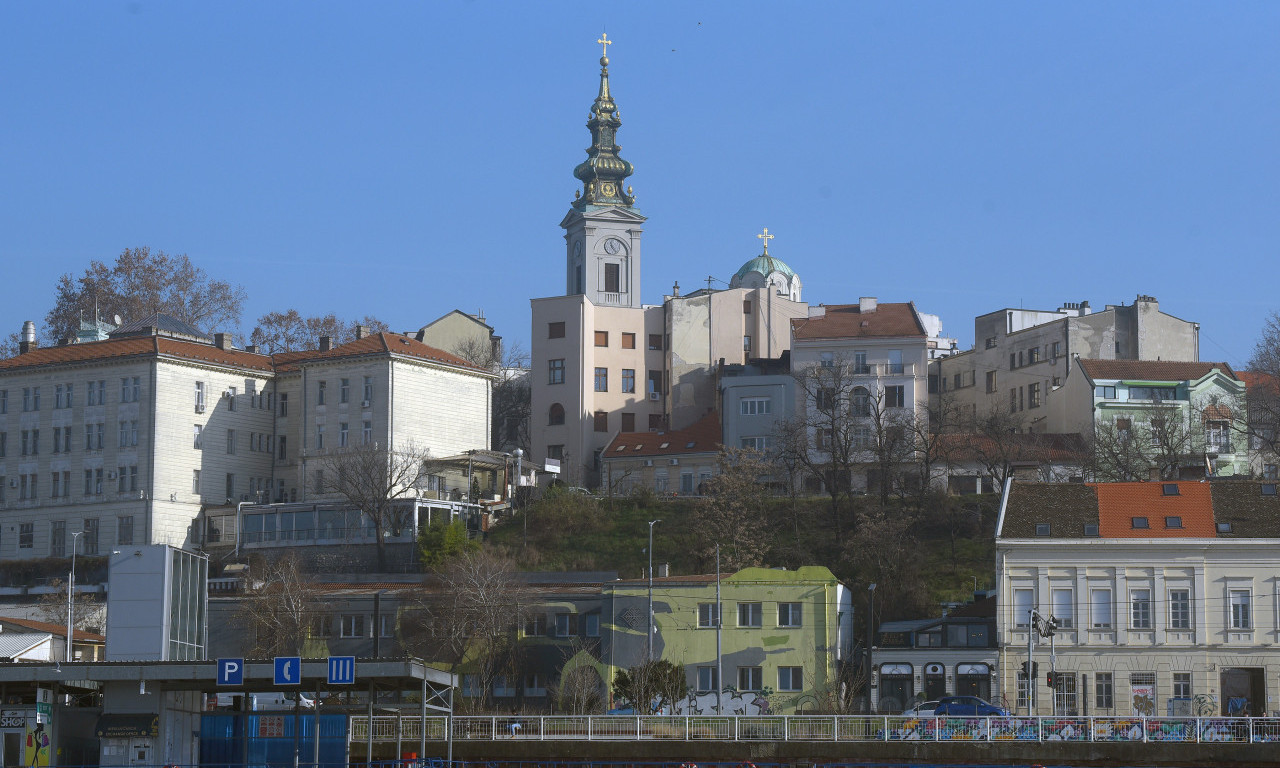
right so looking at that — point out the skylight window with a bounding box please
[1165,516,1183,529]
[1083,524,1100,537]
[1131,516,1150,529]
[1262,484,1277,496]
[1034,523,1051,537]
[686,441,696,448]
[659,442,670,449]
[1216,522,1233,534]
[1162,483,1180,496]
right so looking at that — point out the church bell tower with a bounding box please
[561,33,646,308]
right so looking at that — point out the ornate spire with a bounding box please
[573,33,635,209]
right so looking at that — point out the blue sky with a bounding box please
[3,3,1278,365]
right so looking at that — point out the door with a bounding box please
[879,676,913,713]
[924,663,947,700]
[4,733,20,768]
[1221,668,1265,716]
[127,742,151,767]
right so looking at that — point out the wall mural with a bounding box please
[672,688,772,716]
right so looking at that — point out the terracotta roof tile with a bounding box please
[790,303,926,340]
[1093,481,1216,537]
[0,336,273,373]
[272,333,489,374]
[1079,359,1236,382]
[602,412,721,459]
[1239,370,1277,391]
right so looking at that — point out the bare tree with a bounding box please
[694,447,773,571]
[610,658,686,714]
[249,310,389,354]
[45,247,246,341]
[443,551,532,711]
[34,579,103,632]
[550,641,606,714]
[232,554,324,657]
[319,440,436,571]
[1246,313,1280,466]
[1084,401,1203,481]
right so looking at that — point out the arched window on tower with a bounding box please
[548,403,566,426]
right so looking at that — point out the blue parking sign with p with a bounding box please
[217,658,243,686]
[328,656,355,685]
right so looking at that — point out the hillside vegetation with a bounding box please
[486,487,1001,623]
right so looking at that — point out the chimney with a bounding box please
[18,321,37,354]
[319,336,332,351]
[354,325,370,340]
[672,281,680,297]
[213,333,231,350]
[808,305,827,319]
[859,297,878,314]
[244,344,258,354]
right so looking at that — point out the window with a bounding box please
[743,300,752,315]
[19,474,37,500]
[84,468,103,496]
[82,518,99,555]
[226,385,237,411]
[1165,516,1182,529]
[1130,589,1152,629]
[777,602,802,627]
[698,602,720,628]
[117,515,134,546]
[886,349,903,374]
[1229,590,1251,629]
[278,435,289,459]
[648,334,663,351]
[117,420,138,447]
[593,411,608,432]
[362,421,372,445]
[193,469,201,494]
[1051,341,1061,358]
[548,321,565,339]
[1095,672,1114,709]
[1028,347,1041,364]
[1009,387,1018,413]
[648,414,663,430]
[621,412,635,432]
[604,262,621,293]
[121,376,140,403]
[1010,353,1017,370]
[226,429,236,454]
[594,367,608,392]
[340,614,367,638]
[1013,588,1034,627]
[18,523,33,549]
[697,666,719,693]
[279,393,288,416]
[192,424,204,450]
[339,423,349,448]
[1091,588,1112,628]
[618,331,636,350]
[737,602,762,628]
[1029,382,1041,408]
[546,444,564,460]
[1051,588,1073,628]
[1095,385,1116,399]
[1130,385,1178,402]
[0,390,6,414]
[778,667,803,692]
[819,351,834,368]
[584,613,600,637]
[50,521,65,558]
[0,432,5,457]
[986,371,998,393]
[1162,483,1180,496]
[340,378,350,404]
[1035,523,1051,537]
[1169,589,1191,629]
[225,473,236,500]
[815,388,837,411]
[1173,672,1192,700]
[548,359,565,385]
[743,335,752,352]
[85,423,104,451]
[524,614,547,636]
[740,397,771,416]
[740,436,772,452]
[737,666,762,691]
[595,331,609,347]
[648,370,663,396]
[554,613,576,638]
[621,369,635,393]
[22,386,41,411]
[315,425,325,450]
[117,465,138,493]
[548,403,565,426]
[317,380,327,405]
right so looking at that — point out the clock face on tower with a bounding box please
[603,238,623,255]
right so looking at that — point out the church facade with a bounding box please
[530,39,808,487]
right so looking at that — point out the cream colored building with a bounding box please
[529,43,807,486]
[0,316,493,560]
[996,479,1280,717]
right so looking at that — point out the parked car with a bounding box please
[933,696,1007,716]
[903,700,941,716]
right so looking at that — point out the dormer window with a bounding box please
[1132,517,1150,529]
[1217,522,1233,534]
[1165,516,1183,529]
[1034,523,1051,537]
[1262,484,1277,496]
[1083,524,1100,537]
[1162,484,1180,496]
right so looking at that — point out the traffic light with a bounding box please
[1020,661,1029,677]
[1032,662,1039,679]
[1046,672,1055,687]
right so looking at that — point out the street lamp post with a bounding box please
[647,519,661,661]
[867,582,876,713]
[66,531,84,663]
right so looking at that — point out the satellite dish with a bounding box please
[113,314,122,326]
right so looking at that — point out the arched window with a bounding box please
[548,403,565,426]
[852,387,871,417]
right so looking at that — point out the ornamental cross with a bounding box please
[757,227,774,255]
[597,33,612,57]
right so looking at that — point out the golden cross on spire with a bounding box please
[757,227,774,255]
[597,32,612,57]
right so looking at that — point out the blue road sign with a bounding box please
[328,656,356,685]
[217,658,244,686]
[274,656,302,686]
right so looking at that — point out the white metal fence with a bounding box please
[350,714,1280,744]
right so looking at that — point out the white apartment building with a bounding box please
[0,316,493,561]
[936,294,1200,432]
[996,479,1280,717]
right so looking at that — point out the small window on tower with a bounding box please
[605,263,621,293]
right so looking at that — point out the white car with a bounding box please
[903,700,941,717]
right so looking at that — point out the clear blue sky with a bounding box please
[3,3,1278,365]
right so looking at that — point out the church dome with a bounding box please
[728,230,802,302]
[732,255,797,284]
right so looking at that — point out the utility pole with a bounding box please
[66,531,83,662]
[867,583,876,714]
[647,520,661,661]
[715,543,723,715]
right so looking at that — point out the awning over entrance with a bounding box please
[95,713,158,738]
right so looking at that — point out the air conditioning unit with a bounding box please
[195,403,206,413]
[107,471,118,480]
[361,400,371,408]
[222,390,233,399]
[648,392,659,401]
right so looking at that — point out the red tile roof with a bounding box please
[1239,370,1277,391]
[0,336,273,373]
[790,303,926,340]
[0,616,106,643]
[602,412,722,459]
[272,333,488,373]
[1092,481,1217,538]
[1079,359,1236,382]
